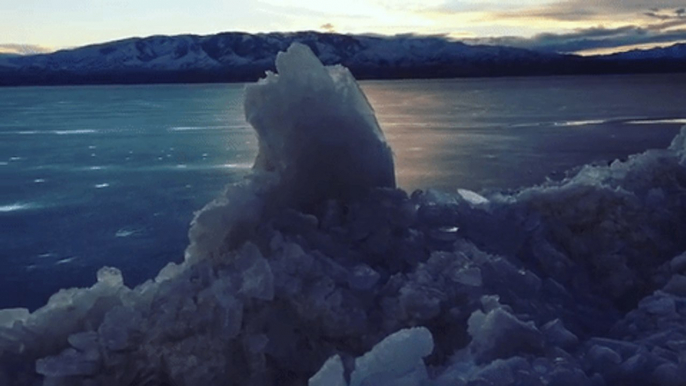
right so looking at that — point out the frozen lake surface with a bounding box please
[1,73,684,309]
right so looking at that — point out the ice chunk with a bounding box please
[98,306,142,351]
[653,363,684,386]
[669,252,686,273]
[663,275,686,296]
[541,319,578,350]
[468,306,543,362]
[547,367,592,386]
[67,331,99,357]
[457,189,489,205]
[349,327,433,386]
[668,125,686,157]
[638,294,676,316]
[244,42,395,208]
[348,264,380,290]
[470,357,529,385]
[587,345,622,372]
[451,266,483,287]
[587,338,639,359]
[309,355,347,386]
[238,244,275,301]
[0,308,29,328]
[186,179,270,261]
[399,285,442,321]
[210,279,243,338]
[96,266,123,287]
[480,295,509,313]
[245,333,269,354]
[155,261,184,283]
[36,348,100,377]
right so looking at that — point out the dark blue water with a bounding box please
[1,74,685,309]
[0,84,255,308]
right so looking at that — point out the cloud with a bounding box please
[455,2,686,54]
[320,23,336,32]
[644,12,669,20]
[513,1,686,22]
[465,19,686,53]
[0,44,53,55]
[645,7,686,20]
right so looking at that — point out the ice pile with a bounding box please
[1,43,686,386]
[186,43,395,260]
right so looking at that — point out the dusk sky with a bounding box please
[1,0,686,55]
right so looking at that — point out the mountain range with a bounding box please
[1,31,685,86]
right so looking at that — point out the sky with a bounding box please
[1,0,686,55]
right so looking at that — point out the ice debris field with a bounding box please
[2,43,686,386]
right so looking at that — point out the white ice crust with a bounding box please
[1,43,686,386]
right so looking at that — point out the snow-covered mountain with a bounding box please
[599,43,686,61]
[0,32,572,86]
[1,32,684,86]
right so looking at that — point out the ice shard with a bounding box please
[244,42,396,208]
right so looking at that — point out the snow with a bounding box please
[2,43,686,386]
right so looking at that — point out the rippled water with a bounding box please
[1,74,685,309]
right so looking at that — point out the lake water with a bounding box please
[1,73,685,309]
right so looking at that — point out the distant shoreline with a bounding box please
[2,67,686,88]
[1,31,685,87]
